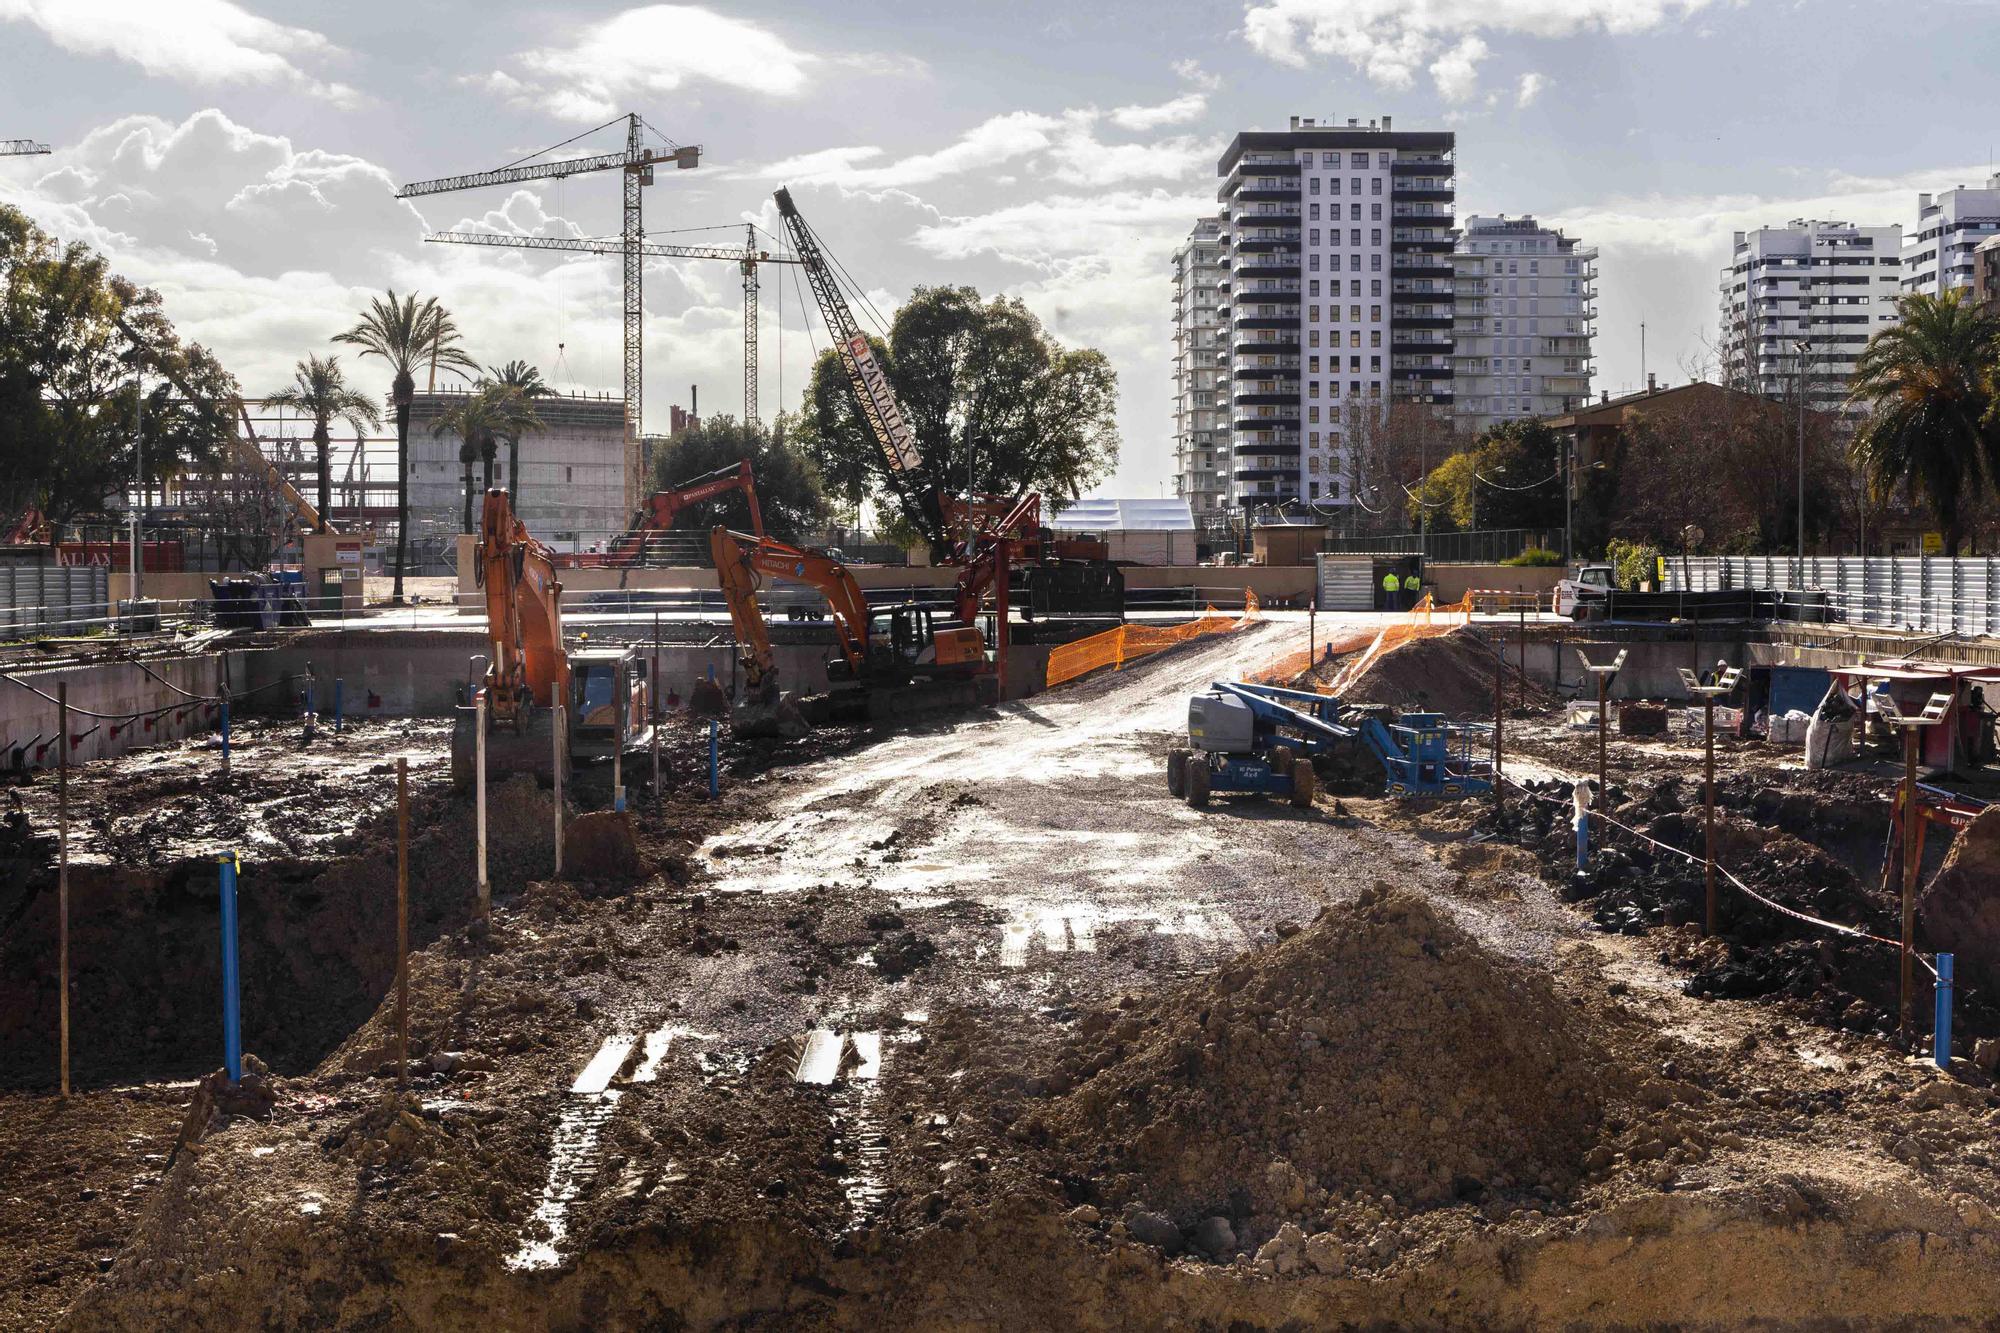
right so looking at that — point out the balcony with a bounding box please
[1232,183,1304,204]
[1233,388,1295,406]
[1234,414,1302,433]
[1233,429,1300,448]
[1391,154,1453,172]
[1234,354,1300,371]
[1234,337,1300,357]
[1391,334,1451,351]
[1392,182,1454,201]
[1235,234,1301,254]
[1391,280,1453,296]
[1229,255,1302,279]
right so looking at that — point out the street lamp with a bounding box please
[1793,339,1811,582]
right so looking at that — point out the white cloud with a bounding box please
[1242,0,1712,99]
[909,189,1214,266]
[1170,58,1224,92]
[766,112,1060,189]
[1517,71,1548,107]
[1428,35,1488,102]
[492,5,824,119]
[0,0,358,104]
[1109,92,1208,131]
[764,109,1212,192]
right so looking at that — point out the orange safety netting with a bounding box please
[1044,591,1260,688]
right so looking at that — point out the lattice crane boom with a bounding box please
[426,227,792,428]
[0,140,51,156]
[396,114,700,514]
[772,186,941,547]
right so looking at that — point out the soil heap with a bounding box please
[1035,885,1620,1220]
[1922,803,2000,995]
[1297,630,1549,718]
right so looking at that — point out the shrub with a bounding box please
[1604,538,1663,590]
[1500,546,1563,567]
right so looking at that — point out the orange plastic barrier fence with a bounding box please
[1244,593,1470,692]
[1044,591,1260,688]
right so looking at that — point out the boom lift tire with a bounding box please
[1166,748,1188,798]
[1289,759,1317,809]
[1269,744,1295,777]
[1185,761,1210,809]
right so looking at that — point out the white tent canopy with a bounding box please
[1048,497,1195,533]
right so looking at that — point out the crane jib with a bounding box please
[843,334,922,474]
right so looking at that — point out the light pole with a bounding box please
[130,366,144,603]
[1793,338,1811,583]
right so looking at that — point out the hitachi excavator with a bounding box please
[451,488,652,790]
[598,460,763,568]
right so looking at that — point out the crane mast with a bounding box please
[772,187,942,547]
[0,140,51,157]
[398,115,700,515]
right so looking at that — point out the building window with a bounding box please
[1371,178,1382,195]
[1309,177,1321,194]
[1349,331,1360,348]
[565,466,573,482]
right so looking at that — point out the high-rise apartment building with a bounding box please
[1720,219,1902,412]
[1170,217,1230,516]
[1214,115,1455,510]
[1450,215,1595,436]
[1904,175,2000,296]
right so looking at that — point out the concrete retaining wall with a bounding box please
[0,656,233,769]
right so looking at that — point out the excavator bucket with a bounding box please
[733,692,810,739]
[451,702,566,792]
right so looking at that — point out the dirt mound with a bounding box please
[565,809,646,883]
[1922,804,2000,996]
[1033,885,1620,1220]
[1332,630,1549,718]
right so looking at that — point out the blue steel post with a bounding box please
[708,720,719,798]
[1935,953,1954,1070]
[219,853,242,1083]
[1574,810,1589,871]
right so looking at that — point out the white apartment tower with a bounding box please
[1904,175,2000,296]
[1450,215,1596,436]
[1721,219,1902,412]
[1171,217,1230,516]
[1215,115,1455,511]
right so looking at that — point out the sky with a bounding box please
[4,0,2000,500]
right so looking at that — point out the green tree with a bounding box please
[1848,291,2000,554]
[487,359,550,500]
[0,205,234,538]
[1409,419,1563,533]
[264,353,381,531]
[791,285,1117,548]
[334,290,476,603]
[649,413,830,544]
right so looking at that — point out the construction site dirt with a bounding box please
[11,622,2000,1330]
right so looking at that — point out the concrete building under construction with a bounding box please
[404,389,628,549]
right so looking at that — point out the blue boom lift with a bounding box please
[1167,680,1494,809]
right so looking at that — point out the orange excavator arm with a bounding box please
[710,526,874,699]
[479,488,568,723]
[610,460,763,566]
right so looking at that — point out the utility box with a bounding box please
[1188,692,1255,754]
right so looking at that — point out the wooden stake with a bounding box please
[1596,672,1609,805]
[1492,651,1504,810]
[57,681,69,1099]
[553,700,565,878]
[475,692,488,921]
[396,756,409,1089]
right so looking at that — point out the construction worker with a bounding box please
[1380,568,1401,611]
[1401,569,1423,609]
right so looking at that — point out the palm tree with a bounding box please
[263,354,381,532]
[435,382,545,532]
[333,291,476,604]
[1849,291,2000,555]
[487,360,550,500]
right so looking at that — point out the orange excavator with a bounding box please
[597,460,764,567]
[709,524,995,730]
[451,488,652,789]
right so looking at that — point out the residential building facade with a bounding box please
[406,388,627,547]
[1449,214,1596,436]
[1720,219,1902,413]
[1215,115,1455,510]
[1974,234,2000,314]
[1170,217,1231,516]
[1904,175,2000,296]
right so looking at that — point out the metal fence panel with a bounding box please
[0,563,110,636]
[1662,554,2000,639]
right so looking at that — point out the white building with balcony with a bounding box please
[1721,219,1901,413]
[1215,115,1455,512]
[1903,175,2000,297]
[1450,215,1595,436]
[1171,217,1231,517]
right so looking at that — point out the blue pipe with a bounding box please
[219,853,241,1084]
[1574,811,1590,870]
[1935,953,1955,1070]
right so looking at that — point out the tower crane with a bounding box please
[0,141,51,156]
[425,224,797,428]
[396,114,700,515]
